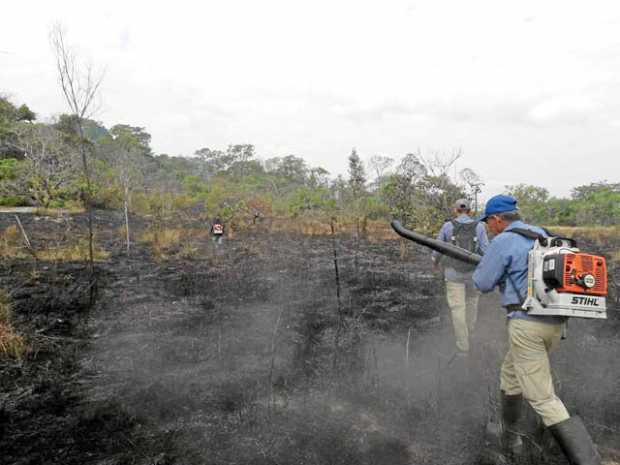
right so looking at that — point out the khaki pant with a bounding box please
[500,318,570,426]
[445,280,479,353]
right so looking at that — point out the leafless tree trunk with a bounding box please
[368,154,394,188]
[460,168,484,214]
[123,185,131,254]
[421,148,462,178]
[405,327,412,367]
[115,155,137,254]
[50,23,104,275]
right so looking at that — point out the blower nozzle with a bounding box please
[390,220,482,265]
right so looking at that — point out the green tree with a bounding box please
[0,96,21,157]
[571,181,620,201]
[287,186,336,216]
[109,124,152,156]
[226,144,255,177]
[0,159,29,205]
[347,148,366,198]
[195,147,229,176]
[266,155,307,182]
[16,104,36,122]
[571,182,620,225]
[308,167,330,188]
[505,184,550,223]
[381,152,426,225]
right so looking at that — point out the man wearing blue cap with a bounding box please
[473,195,600,465]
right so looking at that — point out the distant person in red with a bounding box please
[211,218,225,245]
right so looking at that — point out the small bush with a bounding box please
[0,290,10,324]
[0,195,28,207]
[0,225,27,259]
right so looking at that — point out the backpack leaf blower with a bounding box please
[391,220,607,319]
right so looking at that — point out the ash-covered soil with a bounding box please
[1,211,619,465]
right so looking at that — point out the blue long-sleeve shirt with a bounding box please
[473,220,563,323]
[432,214,490,282]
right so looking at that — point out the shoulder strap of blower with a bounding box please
[502,227,549,307]
[507,227,577,248]
[506,227,547,241]
[503,227,564,308]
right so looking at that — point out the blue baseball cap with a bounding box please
[478,195,518,222]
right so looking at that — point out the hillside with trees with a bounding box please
[3,93,618,234]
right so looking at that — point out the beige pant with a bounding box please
[500,318,570,426]
[445,280,479,353]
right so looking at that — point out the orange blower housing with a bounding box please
[542,252,608,296]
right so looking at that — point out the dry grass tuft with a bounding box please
[0,290,27,360]
[33,205,85,217]
[177,242,200,259]
[0,225,28,259]
[139,228,183,258]
[37,238,110,262]
[265,217,399,241]
[139,227,219,260]
[0,289,11,324]
[3,225,108,263]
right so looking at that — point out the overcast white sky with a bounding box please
[2,0,620,197]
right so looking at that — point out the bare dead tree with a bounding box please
[50,23,104,275]
[419,147,462,178]
[459,168,484,213]
[368,154,394,187]
[418,148,464,214]
[109,144,143,254]
[14,124,77,207]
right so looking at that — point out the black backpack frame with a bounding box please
[446,220,479,272]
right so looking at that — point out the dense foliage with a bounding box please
[506,182,620,226]
[1,94,618,228]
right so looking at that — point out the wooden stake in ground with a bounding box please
[405,326,412,367]
[14,215,37,261]
[269,306,285,410]
[330,217,344,369]
[405,326,412,406]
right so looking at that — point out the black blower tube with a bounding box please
[390,220,482,265]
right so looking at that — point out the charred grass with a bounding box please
[1,211,619,465]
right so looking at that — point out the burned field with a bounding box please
[1,212,619,465]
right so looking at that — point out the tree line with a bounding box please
[1,92,619,231]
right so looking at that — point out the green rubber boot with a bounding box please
[549,416,601,465]
[501,391,523,456]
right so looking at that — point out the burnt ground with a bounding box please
[1,210,619,465]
